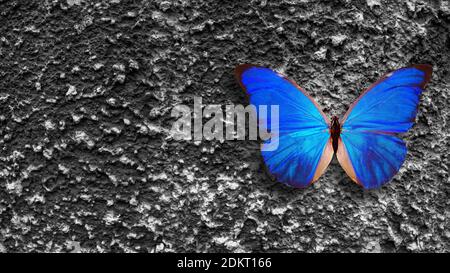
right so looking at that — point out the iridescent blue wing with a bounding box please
[337,65,432,189]
[235,64,333,188]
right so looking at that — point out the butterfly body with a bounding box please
[235,64,432,189]
[330,116,341,153]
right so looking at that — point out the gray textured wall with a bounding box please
[0,0,449,253]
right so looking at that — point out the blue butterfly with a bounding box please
[235,64,432,189]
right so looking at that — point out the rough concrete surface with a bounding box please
[0,0,449,253]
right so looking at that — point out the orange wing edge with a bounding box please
[310,137,334,184]
[336,137,362,187]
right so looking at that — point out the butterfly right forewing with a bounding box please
[337,65,432,189]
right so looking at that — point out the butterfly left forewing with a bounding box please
[235,64,333,188]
